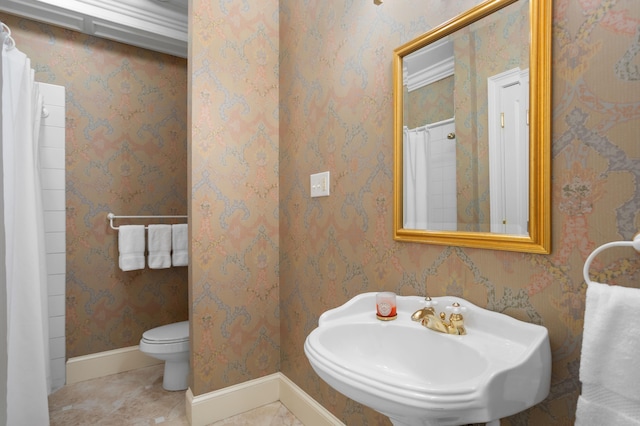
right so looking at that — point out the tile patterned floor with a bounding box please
[48,364,304,426]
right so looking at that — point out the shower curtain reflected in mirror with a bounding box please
[1,25,51,425]
[403,117,457,231]
[403,125,429,230]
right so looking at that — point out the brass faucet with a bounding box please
[411,297,467,335]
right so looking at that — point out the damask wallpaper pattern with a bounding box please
[0,13,189,358]
[404,76,455,129]
[189,0,281,393]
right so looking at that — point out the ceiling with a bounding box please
[0,0,188,58]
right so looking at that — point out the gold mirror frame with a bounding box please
[393,0,551,254]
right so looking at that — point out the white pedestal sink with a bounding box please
[304,293,551,426]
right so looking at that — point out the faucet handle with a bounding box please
[445,302,466,315]
[424,297,438,308]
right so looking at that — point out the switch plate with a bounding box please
[310,171,330,197]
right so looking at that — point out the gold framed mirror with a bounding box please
[393,0,551,253]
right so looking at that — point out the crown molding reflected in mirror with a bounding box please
[393,0,551,254]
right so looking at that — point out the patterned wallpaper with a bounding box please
[189,0,281,393]
[404,76,455,129]
[0,13,189,358]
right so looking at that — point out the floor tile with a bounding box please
[49,365,303,426]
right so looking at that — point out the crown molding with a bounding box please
[0,0,187,58]
[403,37,454,92]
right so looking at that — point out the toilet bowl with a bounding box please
[139,320,189,391]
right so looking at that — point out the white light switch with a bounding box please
[310,171,330,197]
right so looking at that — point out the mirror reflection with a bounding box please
[402,0,529,234]
[393,0,551,253]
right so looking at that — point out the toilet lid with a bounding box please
[142,321,189,343]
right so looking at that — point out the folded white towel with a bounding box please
[576,281,640,425]
[580,282,640,396]
[118,225,145,271]
[148,224,172,269]
[171,223,188,267]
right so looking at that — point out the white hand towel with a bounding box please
[576,281,640,425]
[172,223,188,267]
[118,225,145,271]
[147,224,172,269]
[576,389,640,425]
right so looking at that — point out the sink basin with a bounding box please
[304,293,551,426]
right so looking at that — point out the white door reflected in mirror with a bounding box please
[488,68,529,235]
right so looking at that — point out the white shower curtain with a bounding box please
[403,126,429,229]
[1,26,51,425]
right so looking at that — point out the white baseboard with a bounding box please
[186,373,344,426]
[66,345,161,384]
[186,374,280,425]
[278,374,345,426]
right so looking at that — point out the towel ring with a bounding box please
[583,232,640,285]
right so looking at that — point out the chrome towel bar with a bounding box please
[107,212,187,230]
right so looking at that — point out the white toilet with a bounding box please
[139,320,189,391]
